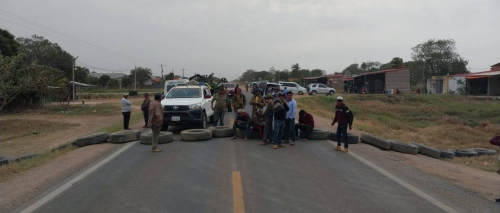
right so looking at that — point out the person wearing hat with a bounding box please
[249,90,265,116]
[262,93,274,145]
[232,88,247,118]
[141,92,151,128]
[232,109,251,141]
[211,87,229,126]
[331,96,353,153]
[121,93,132,130]
[148,93,164,152]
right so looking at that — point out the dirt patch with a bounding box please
[0,119,79,142]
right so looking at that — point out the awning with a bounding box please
[466,71,500,79]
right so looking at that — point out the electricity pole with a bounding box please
[160,64,165,83]
[182,68,186,78]
[72,56,78,101]
[134,66,137,90]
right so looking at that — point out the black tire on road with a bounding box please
[299,129,329,140]
[389,141,418,155]
[360,133,392,150]
[198,112,207,129]
[440,150,456,159]
[329,132,359,144]
[140,132,174,145]
[161,123,169,131]
[208,126,234,138]
[181,129,212,141]
[75,132,109,147]
[236,128,260,139]
[466,148,497,156]
[455,149,479,157]
[411,142,441,159]
[109,130,141,143]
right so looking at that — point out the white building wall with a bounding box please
[448,76,465,94]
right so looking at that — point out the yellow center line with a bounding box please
[232,171,245,213]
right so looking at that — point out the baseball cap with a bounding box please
[123,93,128,96]
[337,96,343,101]
[144,92,149,95]
[237,109,244,114]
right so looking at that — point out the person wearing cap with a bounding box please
[283,91,297,145]
[121,93,132,130]
[331,96,354,153]
[262,93,274,145]
[249,90,265,116]
[232,88,247,118]
[148,93,164,152]
[211,87,229,126]
[141,93,151,128]
[232,109,251,141]
[273,93,289,149]
[295,110,314,142]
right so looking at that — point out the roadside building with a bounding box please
[353,68,410,94]
[343,77,355,93]
[301,74,345,92]
[466,70,500,96]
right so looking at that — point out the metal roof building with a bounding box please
[353,68,410,94]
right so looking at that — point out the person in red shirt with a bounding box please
[295,110,314,142]
[331,96,353,153]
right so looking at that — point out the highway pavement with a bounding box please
[13,91,498,213]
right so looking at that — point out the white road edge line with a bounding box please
[19,142,136,213]
[338,143,459,213]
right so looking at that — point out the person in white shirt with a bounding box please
[284,91,297,145]
[121,93,132,130]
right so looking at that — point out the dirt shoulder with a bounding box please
[311,112,500,201]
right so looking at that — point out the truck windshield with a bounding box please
[166,88,201,98]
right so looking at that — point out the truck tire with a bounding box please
[236,128,260,139]
[329,132,359,144]
[329,90,335,96]
[75,132,109,147]
[360,133,391,150]
[181,129,212,141]
[161,123,169,131]
[455,149,479,157]
[440,150,456,159]
[299,129,329,140]
[465,148,497,156]
[389,141,418,155]
[411,142,441,159]
[140,132,174,145]
[109,130,141,143]
[198,112,207,129]
[208,126,234,138]
[298,91,304,95]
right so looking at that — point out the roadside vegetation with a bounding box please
[297,94,499,171]
[42,103,122,116]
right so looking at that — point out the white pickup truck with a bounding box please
[160,85,214,130]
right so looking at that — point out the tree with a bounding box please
[129,67,152,86]
[310,69,325,76]
[0,53,62,111]
[121,77,132,88]
[0,28,19,57]
[411,39,468,82]
[379,63,391,70]
[390,57,404,68]
[165,72,175,80]
[99,75,111,87]
[361,61,382,71]
[238,69,255,82]
[291,63,301,78]
[342,63,362,76]
[107,79,119,88]
[74,66,90,83]
[89,76,99,85]
[16,35,73,79]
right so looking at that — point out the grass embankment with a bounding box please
[83,88,163,93]
[43,104,121,116]
[297,94,500,171]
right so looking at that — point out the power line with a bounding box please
[0,9,159,65]
[76,60,130,73]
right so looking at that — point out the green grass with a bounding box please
[84,88,163,93]
[43,104,121,116]
[0,144,77,182]
[100,112,143,133]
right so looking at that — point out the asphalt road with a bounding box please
[13,91,495,213]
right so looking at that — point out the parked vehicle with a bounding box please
[161,85,214,130]
[263,83,281,96]
[222,83,236,98]
[308,83,336,95]
[164,79,188,94]
[279,82,307,95]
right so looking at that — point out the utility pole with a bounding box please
[160,64,165,83]
[182,68,186,78]
[134,66,137,90]
[72,56,78,101]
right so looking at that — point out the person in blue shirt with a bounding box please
[283,91,297,145]
[283,87,288,95]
